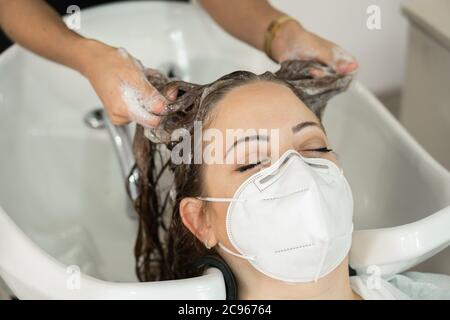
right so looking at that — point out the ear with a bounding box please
[179,197,217,248]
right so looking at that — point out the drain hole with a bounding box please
[84,108,105,129]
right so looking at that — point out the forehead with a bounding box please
[207,81,319,132]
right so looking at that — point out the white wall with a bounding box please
[270,0,411,94]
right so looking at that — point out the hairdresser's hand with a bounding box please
[80,40,168,127]
[271,20,358,78]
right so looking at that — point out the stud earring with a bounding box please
[204,239,211,250]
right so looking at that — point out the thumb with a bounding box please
[121,81,168,128]
[326,46,358,75]
[163,83,179,102]
[308,47,358,78]
[141,81,168,115]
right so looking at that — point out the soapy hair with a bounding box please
[131,60,352,281]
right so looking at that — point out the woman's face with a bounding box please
[180,80,338,264]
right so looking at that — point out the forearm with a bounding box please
[199,0,288,51]
[0,0,100,75]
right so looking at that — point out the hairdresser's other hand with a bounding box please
[271,20,358,78]
[80,40,167,127]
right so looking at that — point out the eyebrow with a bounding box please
[225,135,269,157]
[224,121,325,158]
[291,121,326,135]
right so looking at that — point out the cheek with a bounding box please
[209,202,231,244]
[204,163,245,198]
[202,167,234,242]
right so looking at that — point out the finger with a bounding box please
[137,76,169,115]
[125,99,162,128]
[129,106,162,128]
[109,114,131,126]
[120,82,164,128]
[163,83,179,102]
[144,67,162,78]
[330,47,359,75]
[335,60,359,75]
[309,65,333,78]
[309,67,325,78]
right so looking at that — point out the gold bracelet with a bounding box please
[264,15,296,62]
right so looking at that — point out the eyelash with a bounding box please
[304,147,333,153]
[236,148,333,172]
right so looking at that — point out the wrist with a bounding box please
[74,38,114,78]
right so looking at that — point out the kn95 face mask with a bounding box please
[198,149,354,283]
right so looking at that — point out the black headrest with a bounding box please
[190,255,237,300]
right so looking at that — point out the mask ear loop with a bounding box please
[197,197,253,260]
[196,197,246,203]
[218,243,256,262]
[197,197,255,261]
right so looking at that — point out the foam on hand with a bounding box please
[120,82,165,128]
[116,47,167,129]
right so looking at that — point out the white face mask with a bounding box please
[198,149,354,283]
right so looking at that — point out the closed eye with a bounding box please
[235,148,332,173]
[236,158,271,173]
[303,147,333,153]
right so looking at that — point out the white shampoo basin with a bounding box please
[0,1,448,299]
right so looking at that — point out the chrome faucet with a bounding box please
[102,112,140,202]
[84,109,139,218]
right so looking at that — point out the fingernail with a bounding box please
[309,68,325,78]
[149,99,165,114]
[167,88,178,100]
[337,61,358,74]
[346,62,359,73]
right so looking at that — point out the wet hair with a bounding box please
[131,60,352,281]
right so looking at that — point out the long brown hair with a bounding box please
[131,60,352,282]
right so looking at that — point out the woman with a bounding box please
[130,60,450,300]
